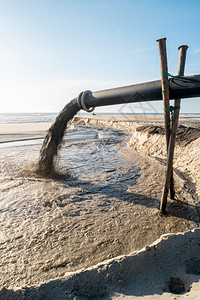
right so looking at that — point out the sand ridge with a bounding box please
[2,229,200,299]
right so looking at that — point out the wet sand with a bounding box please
[0,115,199,299]
[0,122,51,143]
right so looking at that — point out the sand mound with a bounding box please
[128,124,200,201]
[1,229,200,299]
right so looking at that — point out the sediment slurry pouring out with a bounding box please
[37,98,80,175]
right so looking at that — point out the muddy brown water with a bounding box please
[37,99,80,175]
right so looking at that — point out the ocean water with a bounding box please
[0,113,57,124]
[1,112,199,124]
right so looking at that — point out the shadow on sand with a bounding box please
[52,171,200,225]
[1,228,200,300]
[1,153,199,299]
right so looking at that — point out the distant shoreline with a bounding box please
[0,112,200,124]
[0,114,200,144]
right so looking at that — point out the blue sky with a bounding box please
[0,0,200,113]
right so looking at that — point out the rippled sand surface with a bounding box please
[0,124,199,293]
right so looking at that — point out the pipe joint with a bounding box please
[77,90,95,113]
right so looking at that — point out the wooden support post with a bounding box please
[160,45,188,213]
[156,38,175,198]
[156,38,171,148]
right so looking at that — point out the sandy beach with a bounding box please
[0,115,200,299]
[0,122,51,143]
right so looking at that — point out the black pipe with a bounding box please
[77,74,200,110]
